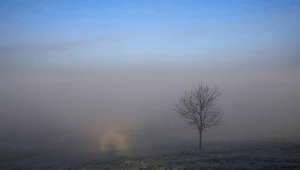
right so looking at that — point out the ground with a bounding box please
[2,141,300,170]
[75,141,300,170]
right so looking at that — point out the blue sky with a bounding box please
[1,0,300,67]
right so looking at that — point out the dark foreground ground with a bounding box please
[2,141,300,170]
[75,141,300,170]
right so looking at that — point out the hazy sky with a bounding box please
[0,0,300,156]
[1,0,300,67]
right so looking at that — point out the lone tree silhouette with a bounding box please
[174,82,224,151]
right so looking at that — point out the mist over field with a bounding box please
[1,65,300,156]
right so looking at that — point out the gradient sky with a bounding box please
[1,0,300,67]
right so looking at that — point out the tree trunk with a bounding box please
[199,130,202,151]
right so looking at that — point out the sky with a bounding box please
[1,0,300,67]
[0,0,300,162]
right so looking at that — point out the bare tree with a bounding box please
[174,82,224,151]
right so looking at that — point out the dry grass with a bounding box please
[2,141,300,170]
[75,142,300,170]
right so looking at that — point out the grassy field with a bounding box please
[2,141,300,170]
[75,141,300,170]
